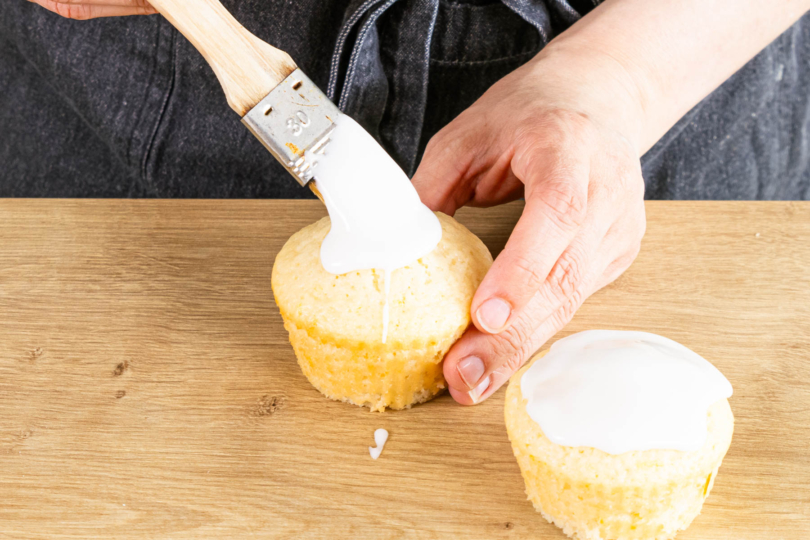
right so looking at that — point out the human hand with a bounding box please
[412,47,647,405]
[28,0,156,19]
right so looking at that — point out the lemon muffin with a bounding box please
[505,331,734,540]
[272,212,492,411]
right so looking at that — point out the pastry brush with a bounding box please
[148,0,347,196]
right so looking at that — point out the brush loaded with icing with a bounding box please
[272,115,492,411]
[505,330,734,540]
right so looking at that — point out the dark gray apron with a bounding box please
[1,0,808,199]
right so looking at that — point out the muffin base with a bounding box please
[285,319,463,411]
[518,449,723,540]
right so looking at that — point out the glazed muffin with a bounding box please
[272,212,492,411]
[505,348,734,540]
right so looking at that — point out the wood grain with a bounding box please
[149,0,296,116]
[0,200,808,539]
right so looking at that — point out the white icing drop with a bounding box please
[520,330,733,455]
[310,115,442,344]
[369,428,389,460]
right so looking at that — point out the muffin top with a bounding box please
[505,349,735,485]
[272,212,492,349]
[519,330,733,454]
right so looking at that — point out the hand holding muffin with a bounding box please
[411,58,647,406]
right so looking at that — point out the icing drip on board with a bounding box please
[369,428,389,460]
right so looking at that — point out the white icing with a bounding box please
[310,115,442,343]
[520,330,733,455]
[314,115,441,275]
[369,428,389,460]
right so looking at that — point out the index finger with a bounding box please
[470,142,590,335]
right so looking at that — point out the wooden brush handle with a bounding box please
[148,0,297,116]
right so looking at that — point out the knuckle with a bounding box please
[509,253,548,293]
[502,351,526,375]
[549,301,579,335]
[588,178,615,203]
[592,156,644,205]
[427,125,464,159]
[559,288,584,322]
[547,247,586,300]
[490,314,543,375]
[422,132,444,158]
[534,181,587,231]
[490,319,532,371]
[514,108,594,168]
[521,108,594,142]
[422,130,475,180]
[502,332,543,376]
[494,322,530,358]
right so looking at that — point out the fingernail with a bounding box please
[468,376,491,404]
[457,356,486,389]
[476,298,512,333]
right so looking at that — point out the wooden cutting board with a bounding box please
[0,200,808,539]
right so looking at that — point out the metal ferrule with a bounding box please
[242,69,341,186]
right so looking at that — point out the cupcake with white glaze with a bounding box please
[504,330,734,540]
